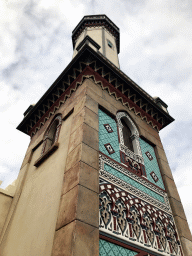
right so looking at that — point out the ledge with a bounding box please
[76,35,101,51]
[34,142,59,167]
[0,189,14,198]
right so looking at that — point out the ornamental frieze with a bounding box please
[99,153,170,213]
[99,180,182,256]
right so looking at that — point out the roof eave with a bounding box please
[17,44,174,134]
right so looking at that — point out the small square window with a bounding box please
[108,41,113,48]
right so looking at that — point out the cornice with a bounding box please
[17,45,174,136]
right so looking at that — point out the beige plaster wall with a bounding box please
[104,28,120,68]
[0,79,99,256]
[0,112,73,256]
[0,192,12,237]
[73,27,120,68]
[72,30,86,58]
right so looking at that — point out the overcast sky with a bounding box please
[1,0,192,233]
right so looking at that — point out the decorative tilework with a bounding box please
[105,143,115,154]
[104,164,164,203]
[104,124,113,133]
[99,109,120,163]
[120,151,143,176]
[139,138,165,190]
[145,151,153,161]
[99,239,138,256]
[99,154,170,212]
[150,171,159,183]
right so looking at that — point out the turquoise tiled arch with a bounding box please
[139,138,165,190]
[99,239,138,256]
[99,109,120,163]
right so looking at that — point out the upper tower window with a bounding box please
[42,115,62,154]
[107,40,113,48]
[121,119,134,152]
[34,114,62,167]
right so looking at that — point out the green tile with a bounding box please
[99,239,138,256]
[139,138,165,189]
[99,109,120,163]
[99,110,165,203]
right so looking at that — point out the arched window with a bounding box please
[121,119,133,152]
[42,115,62,154]
[116,112,144,165]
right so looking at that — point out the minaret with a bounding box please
[0,15,191,256]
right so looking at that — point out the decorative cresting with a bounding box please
[99,182,182,256]
[156,218,167,251]
[130,206,141,239]
[100,191,112,227]
[167,224,179,255]
[116,199,127,233]
[143,212,154,245]
[41,115,62,154]
[116,112,146,178]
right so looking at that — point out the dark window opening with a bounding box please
[41,115,62,155]
[121,119,134,152]
[44,120,59,153]
[108,41,113,48]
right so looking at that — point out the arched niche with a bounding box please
[42,114,62,154]
[116,112,144,164]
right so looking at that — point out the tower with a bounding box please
[0,14,191,255]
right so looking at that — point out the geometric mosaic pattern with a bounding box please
[139,138,165,189]
[104,164,165,203]
[99,109,121,163]
[99,239,138,256]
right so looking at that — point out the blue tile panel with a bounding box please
[99,239,138,256]
[139,138,165,190]
[99,109,120,163]
[104,164,164,203]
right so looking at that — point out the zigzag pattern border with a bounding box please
[29,66,162,137]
